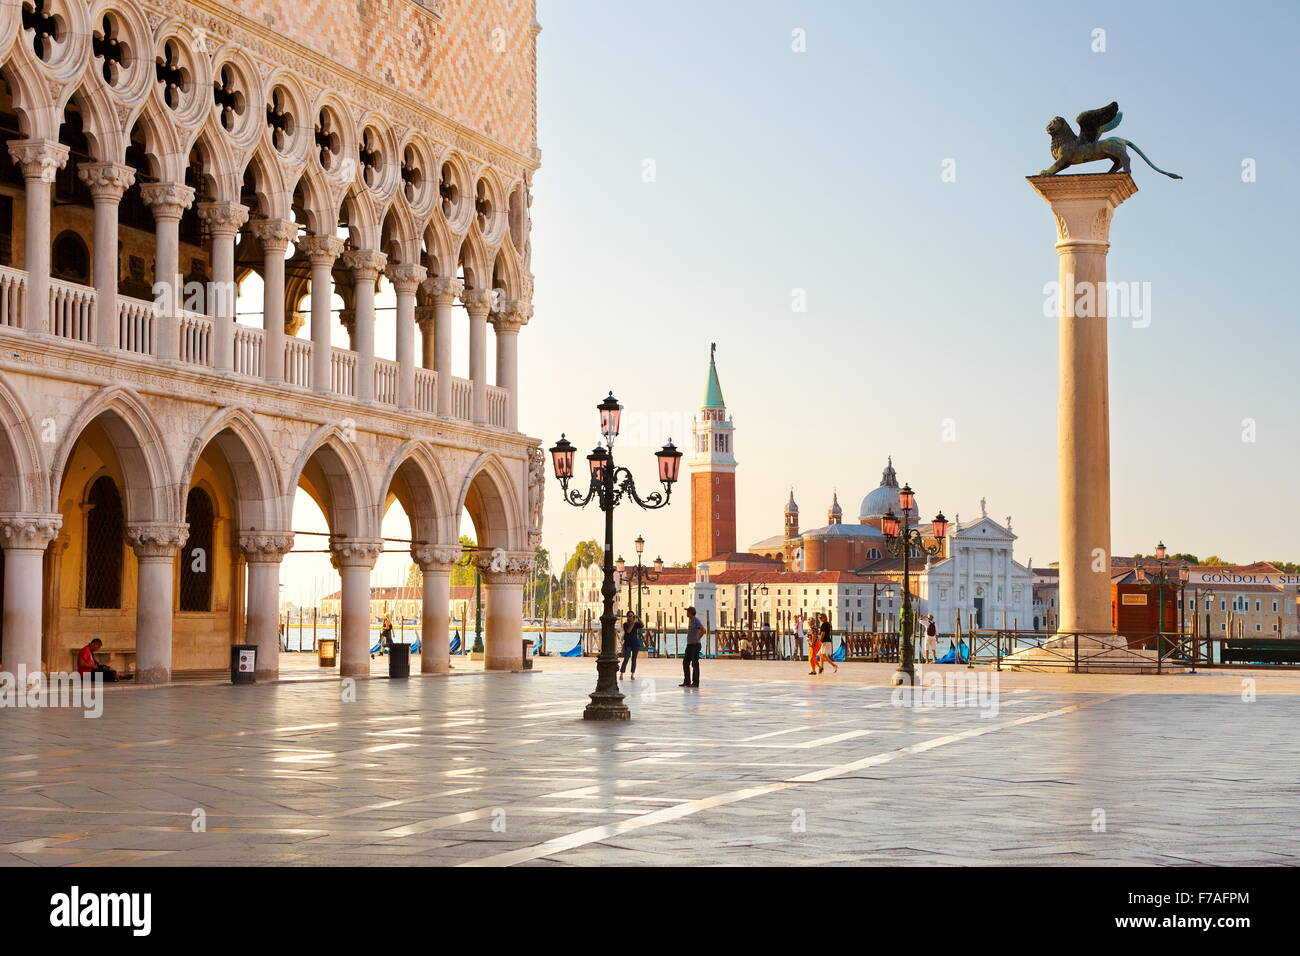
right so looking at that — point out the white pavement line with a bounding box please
[739,725,814,742]
[459,695,1120,868]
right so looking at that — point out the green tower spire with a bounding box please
[703,342,725,409]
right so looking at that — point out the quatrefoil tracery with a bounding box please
[266,87,294,152]
[92,13,127,86]
[23,0,65,63]
[213,65,245,133]
[155,38,190,111]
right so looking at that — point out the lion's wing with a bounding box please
[1076,102,1122,144]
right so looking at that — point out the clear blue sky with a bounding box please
[521,0,1300,572]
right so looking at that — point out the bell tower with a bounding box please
[691,344,737,566]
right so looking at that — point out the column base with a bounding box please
[340,661,370,678]
[254,667,279,682]
[584,689,631,721]
[484,654,521,671]
[136,666,171,685]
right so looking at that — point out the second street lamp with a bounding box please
[619,535,663,623]
[549,394,681,721]
[881,483,948,686]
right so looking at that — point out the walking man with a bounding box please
[924,614,939,664]
[680,606,703,687]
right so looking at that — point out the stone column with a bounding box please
[8,139,69,333]
[490,300,532,431]
[477,551,533,671]
[1029,173,1136,641]
[139,182,195,361]
[424,277,462,416]
[385,262,427,410]
[239,533,293,680]
[0,514,61,675]
[127,523,188,684]
[248,218,298,384]
[196,201,248,371]
[463,289,494,424]
[298,236,345,393]
[342,250,387,402]
[330,537,383,677]
[415,304,436,369]
[78,162,136,348]
[413,544,460,674]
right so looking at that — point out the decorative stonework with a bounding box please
[412,544,462,570]
[126,523,190,558]
[526,445,544,549]
[7,139,69,183]
[491,299,533,333]
[1027,173,1137,247]
[248,217,300,251]
[330,537,385,568]
[238,533,295,562]
[423,276,464,304]
[0,513,63,550]
[77,162,136,200]
[475,547,535,579]
[342,249,388,279]
[461,289,496,316]
[196,201,250,235]
[385,262,429,293]
[298,235,346,264]
[139,182,196,218]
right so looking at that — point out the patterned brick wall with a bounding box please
[692,471,736,566]
[216,0,539,158]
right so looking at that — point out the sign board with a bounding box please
[237,649,255,672]
[1121,593,1148,606]
[1183,570,1300,588]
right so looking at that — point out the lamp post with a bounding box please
[616,536,664,624]
[549,393,682,721]
[1135,542,1184,642]
[881,484,948,686]
[745,578,769,629]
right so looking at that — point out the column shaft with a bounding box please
[339,565,372,677]
[1,548,48,674]
[245,560,282,680]
[343,251,386,403]
[8,140,68,334]
[469,309,488,423]
[421,568,452,674]
[128,525,187,684]
[196,202,248,374]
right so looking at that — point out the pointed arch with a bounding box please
[0,372,47,513]
[180,407,285,533]
[381,199,419,266]
[285,423,377,540]
[456,452,526,551]
[340,184,382,251]
[62,78,124,163]
[377,441,453,547]
[51,386,178,525]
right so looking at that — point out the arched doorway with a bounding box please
[459,456,528,671]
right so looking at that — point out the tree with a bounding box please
[405,562,421,588]
[1202,555,1230,566]
[450,534,478,587]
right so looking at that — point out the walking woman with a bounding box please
[816,612,839,674]
[620,610,643,680]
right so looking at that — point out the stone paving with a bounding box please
[1,656,1298,866]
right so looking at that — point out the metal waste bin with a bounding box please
[318,638,337,667]
[388,642,410,678]
[231,644,257,684]
[522,639,534,670]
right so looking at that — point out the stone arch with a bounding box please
[457,452,525,551]
[491,242,522,300]
[179,407,285,534]
[381,200,419,266]
[285,424,376,540]
[422,212,456,280]
[51,386,178,525]
[62,77,124,163]
[458,229,489,291]
[241,143,293,220]
[127,94,187,183]
[292,160,340,238]
[377,441,453,548]
[340,185,381,251]
[186,117,243,204]
[0,373,47,513]
[0,52,60,138]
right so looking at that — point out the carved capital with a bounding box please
[412,544,462,571]
[7,139,69,183]
[238,533,295,562]
[248,217,300,252]
[461,288,496,317]
[490,299,533,333]
[384,262,428,293]
[422,276,464,305]
[126,523,189,559]
[0,513,63,550]
[196,201,250,236]
[1026,173,1137,248]
[77,162,136,200]
[341,248,388,279]
[329,537,384,569]
[339,308,356,337]
[139,182,196,219]
[297,235,346,265]
[414,304,437,327]
[474,547,536,582]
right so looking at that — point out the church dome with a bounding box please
[859,457,918,519]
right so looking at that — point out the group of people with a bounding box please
[616,605,704,688]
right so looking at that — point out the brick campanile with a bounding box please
[691,344,737,566]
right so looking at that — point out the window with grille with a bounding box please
[179,487,214,612]
[85,476,124,608]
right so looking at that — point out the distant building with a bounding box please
[320,586,479,625]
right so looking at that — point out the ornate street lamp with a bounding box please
[619,534,664,624]
[881,484,947,685]
[1135,542,1182,638]
[549,395,681,721]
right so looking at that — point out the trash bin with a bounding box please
[388,642,410,678]
[318,638,337,668]
[231,644,257,684]
[522,639,534,670]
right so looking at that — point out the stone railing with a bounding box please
[414,367,437,413]
[487,385,508,428]
[117,295,155,355]
[450,376,472,420]
[284,337,312,387]
[233,325,263,377]
[0,265,26,328]
[375,357,399,405]
[178,311,213,367]
[49,278,96,343]
[331,348,357,397]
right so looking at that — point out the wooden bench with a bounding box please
[1221,638,1300,665]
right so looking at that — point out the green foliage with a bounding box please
[450,534,478,587]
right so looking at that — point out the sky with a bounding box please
[518,0,1300,575]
